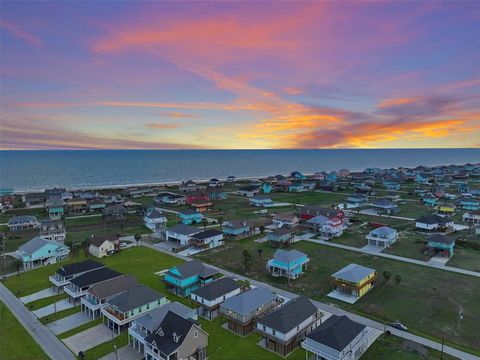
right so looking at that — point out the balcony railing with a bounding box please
[103,306,126,321]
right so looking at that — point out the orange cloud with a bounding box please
[0,20,43,48]
[377,98,417,109]
[146,122,181,129]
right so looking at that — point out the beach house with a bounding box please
[256,296,322,356]
[8,215,39,232]
[190,277,242,320]
[163,260,219,297]
[415,214,454,232]
[305,215,345,239]
[49,260,106,293]
[165,224,202,247]
[144,209,167,231]
[88,235,118,258]
[365,226,398,249]
[272,212,299,228]
[267,228,295,247]
[456,197,480,210]
[222,220,252,238]
[249,195,273,207]
[38,219,66,243]
[328,264,376,303]
[266,249,309,280]
[462,210,480,224]
[189,229,224,249]
[178,208,203,225]
[16,236,70,269]
[426,234,455,258]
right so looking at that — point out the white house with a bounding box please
[415,214,454,232]
[272,213,299,228]
[89,236,117,258]
[462,211,480,225]
[143,209,167,231]
[305,215,346,239]
[189,229,224,249]
[365,226,398,248]
[165,224,202,247]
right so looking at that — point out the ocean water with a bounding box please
[0,149,479,192]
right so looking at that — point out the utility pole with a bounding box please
[112,331,119,360]
[458,306,463,338]
[440,335,445,360]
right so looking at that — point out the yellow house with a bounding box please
[329,263,376,303]
[88,236,117,258]
[436,205,455,215]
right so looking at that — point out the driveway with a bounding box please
[99,345,143,360]
[63,324,119,355]
[33,299,76,318]
[20,288,55,304]
[47,311,92,335]
[361,244,384,253]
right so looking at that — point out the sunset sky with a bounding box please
[1,1,479,150]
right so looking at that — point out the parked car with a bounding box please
[391,321,408,331]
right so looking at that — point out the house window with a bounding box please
[131,310,134,316]
[194,330,198,338]
[272,330,276,336]
[263,325,266,331]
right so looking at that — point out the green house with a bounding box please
[426,234,455,258]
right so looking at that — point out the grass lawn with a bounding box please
[195,239,480,353]
[332,228,368,248]
[0,300,49,360]
[82,332,128,360]
[384,232,427,261]
[447,247,480,272]
[270,191,346,206]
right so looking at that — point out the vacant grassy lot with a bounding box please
[195,239,480,353]
[447,247,480,272]
[0,300,49,360]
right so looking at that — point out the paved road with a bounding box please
[305,238,480,278]
[142,241,479,360]
[0,282,76,360]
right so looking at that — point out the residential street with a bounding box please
[0,282,76,360]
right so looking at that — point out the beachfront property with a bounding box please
[89,235,118,258]
[87,198,106,213]
[256,296,322,357]
[155,192,186,205]
[81,275,138,319]
[302,315,376,360]
[456,197,480,210]
[365,226,398,249]
[190,277,242,320]
[249,195,274,207]
[163,259,219,297]
[426,234,456,258]
[8,215,39,232]
[220,287,283,337]
[49,260,106,292]
[104,204,127,219]
[128,302,197,355]
[415,214,454,232]
[222,220,252,238]
[144,209,168,231]
[45,197,65,220]
[305,215,346,239]
[66,197,88,214]
[328,264,376,304]
[38,219,66,243]
[179,180,207,192]
[238,185,260,197]
[178,208,204,224]
[262,182,273,193]
[165,224,202,247]
[267,228,295,247]
[189,228,224,249]
[102,285,167,334]
[16,236,70,269]
[24,192,45,207]
[462,210,480,224]
[272,212,299,228]
[143,311,209,360]
[288,181,316,192]
[266,249,309,280]
[64,267,123,304]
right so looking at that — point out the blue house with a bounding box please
[426,234,455,258]
[249,195,273,207]
[456,197,480,211]
[457,183,469,193]
[291,171,306,180]
[386,183,400,191]
[326,172,337,182]
[415,174,429,184]
[178,209,204,225]
[222,220,251,237]
[266,249,309,280]
[422,195,438,207]
[163,260,219,297]
[262,183,273,194]
[16,236,70,269]
[208,190,227,201]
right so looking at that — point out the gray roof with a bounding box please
[332,263,375,283]
[167,260,218,280]
[272,249,307,263]
[258,296,317,333]
[9,215,37,224]
[306,215,329,225]
[415,214,452,225]
[369,226,397,236]
[108,285,164,312]
[191,277,240,301]
[167,224,202,236]
[135,302,196,332]
[88,275,138,300]
[146,210,166,219]
[18,236,64,255]
[221,287,278,315]
[306,315,365,351]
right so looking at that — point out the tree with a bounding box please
[242,250,253,272]
[217,217,224,228]
[134,233,141,247]
[259,225,265,234]
[394,274,402,285]
[13,259,23,275]
[81,238,90,258]
[383,271,392,283]
[201,218,208,230]
[257,248,263,262]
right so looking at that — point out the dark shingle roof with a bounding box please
[56,260,105,277]
[88,275,138,300]
[258,296,317,333]
[144,311,198,355]
[306,315,365,351]
[191,229,223,240]
[69,267,122,288]
[167,224,201,236]
[427,234,455,245]
[415,214,452,224]
[108,285,164,312]
[191,277,240,301]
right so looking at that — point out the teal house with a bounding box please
[262,183,273,194]
[16,236,70,269]
[422,195,438,207]
[456,197,479,210]
[222,220,251,237]
[163,260,218,297]
[266,249,309,280]
[178,209,204,225]
[46,197,65,220]
[426,234,455,258]
[415,174,429,184]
